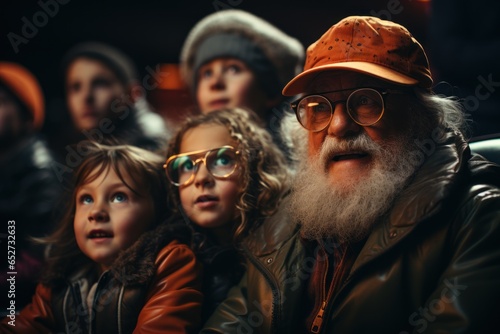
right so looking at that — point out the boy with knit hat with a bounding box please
[180,9,304,159]
[0,62,62,314]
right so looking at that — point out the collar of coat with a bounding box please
[351,129,480,272]
[70,222,190,287]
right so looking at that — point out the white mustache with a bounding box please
[318,134,382,166]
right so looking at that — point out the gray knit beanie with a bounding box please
[180,9,304,98]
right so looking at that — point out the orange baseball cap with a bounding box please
[283,16,433,96]
[0,62,45,129]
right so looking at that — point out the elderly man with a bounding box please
[202,16,500,333]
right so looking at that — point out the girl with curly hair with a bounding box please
[164,107,291,322]
[1,142,203,333]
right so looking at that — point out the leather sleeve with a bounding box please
[418,185,500,333]
[134,241,203,334]
[201,271,250,333]
[0,283,56,333]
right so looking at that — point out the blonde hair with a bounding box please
[166,107,291,242]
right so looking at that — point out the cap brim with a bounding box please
[282,62,419,96]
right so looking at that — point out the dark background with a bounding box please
[0,0,432,132]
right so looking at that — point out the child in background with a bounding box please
[0,62,62,313]
[51,42,169,162]
[179,9,304,160]
[164,108,290,322]
[1,143,202,333]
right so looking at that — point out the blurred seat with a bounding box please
[470,134,500,165]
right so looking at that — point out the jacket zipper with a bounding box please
[310,246,348,333]
[311,248,329,333]
[90,272,110,334]
[311,301,327,333]
[68,280,89,333]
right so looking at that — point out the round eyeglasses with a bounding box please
[163,145,240,186]
[290,88,405,132]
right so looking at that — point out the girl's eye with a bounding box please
[180,159,195,173]
[214,155,231,166]
[79,195,93,205]
[92,77,113,88]
[111,192,128,203]
[226,64,242,74]
[67,82,81,93]
[199,68,213,80]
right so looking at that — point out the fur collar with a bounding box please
[109,222,190,286]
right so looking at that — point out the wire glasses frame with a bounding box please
[163,145,240,186]
[290,87,406,132]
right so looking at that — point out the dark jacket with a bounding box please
[202,132,500,333]
[184,218,246,324]
[197,241,246,324]
[0,135,62,311]
[1,223,203,333]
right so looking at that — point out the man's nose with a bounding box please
[326,103,361,138]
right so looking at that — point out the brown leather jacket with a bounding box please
[1,227,203,333]
[202,132,500,333]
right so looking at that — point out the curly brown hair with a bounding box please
[38,142,170,286]
[166,107,291,242]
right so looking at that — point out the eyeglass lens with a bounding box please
[296,88,384,130]
[167,147,238,185]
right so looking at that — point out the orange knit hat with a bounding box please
[283,16,433,96]
[0,62,45,129]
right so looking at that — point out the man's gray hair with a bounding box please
[413,89,470,140]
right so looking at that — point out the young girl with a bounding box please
[180,9,304,161]
[1,143,203,333]
[53,42,169,160]
[164,107,290,322]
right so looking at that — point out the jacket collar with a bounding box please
[69,223,186,287]
[351,130,469,273]
[111,222,189,286]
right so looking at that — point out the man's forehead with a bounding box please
[305,71,387,93]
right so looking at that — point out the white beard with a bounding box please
[290,133,418,243]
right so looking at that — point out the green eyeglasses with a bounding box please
[164,146,240,186]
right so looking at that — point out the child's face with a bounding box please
[66,58,127,131]
[196,58,269,115]
[178,124,242,240]
[74,166,154,271]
